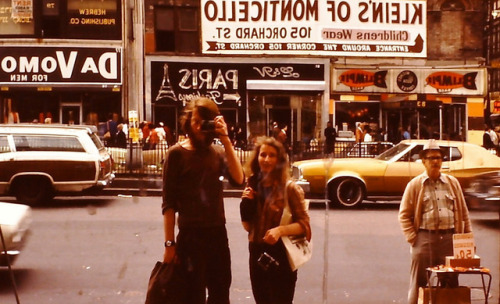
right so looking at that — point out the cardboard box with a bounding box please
[445,255,480,268]
[418,287,471,304]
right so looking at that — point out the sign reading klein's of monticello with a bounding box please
[201,0,427,57]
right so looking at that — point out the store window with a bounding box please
[247,93,322,151]
[336,101,380,138]
[154,5,199,53]
[0,0,121,39]
[66,0,121,40]
[0,0,35,36]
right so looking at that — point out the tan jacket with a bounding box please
[246,181,311,244]
[398,172,472,245]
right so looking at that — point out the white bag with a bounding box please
[280,181,312,271]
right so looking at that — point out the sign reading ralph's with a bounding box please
[0,46,122,86]
[202,0,426,57]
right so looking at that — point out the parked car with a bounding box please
[464,171,500,215]
[345,142,395,158]
[0,202,31,266]
[291,140,500,208]
[0,124,115,205]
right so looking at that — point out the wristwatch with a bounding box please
[164,240,176,247]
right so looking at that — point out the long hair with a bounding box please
[244,136,289,186]
[180,97,220,137]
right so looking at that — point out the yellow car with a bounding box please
[291,140,500,208]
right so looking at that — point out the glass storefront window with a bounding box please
[247,93,322,151]
[336,101,380,139]
[66,0,120,40]
[0,0,34,35]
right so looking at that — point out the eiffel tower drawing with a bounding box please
[155,63,178,102]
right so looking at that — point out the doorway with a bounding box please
[60,103,82,125]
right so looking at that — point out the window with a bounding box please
[13,136,85,152]
[0,0,35,36]
[155,5,199,53]
[66,0,121,40]
[0,136,11,153]
[0,0,121,40]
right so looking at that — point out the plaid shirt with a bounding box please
[419,175,455,230]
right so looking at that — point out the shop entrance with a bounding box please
[154,105,178,145]
[247,93,322,152]
[60,102,82,125]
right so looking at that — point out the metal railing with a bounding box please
[106,140,393,176]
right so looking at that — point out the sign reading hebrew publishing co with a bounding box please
[202,0,427,57]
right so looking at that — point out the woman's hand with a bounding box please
[241,186,255,199]
[263,226,283,245]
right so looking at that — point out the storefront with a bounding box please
[0,46,123,132]
[331,67,487,144]
[146,56,330,150]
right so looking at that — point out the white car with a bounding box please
[0,202,31,266]
[0,124,115,205]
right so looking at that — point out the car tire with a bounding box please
[329,178,365,208]
[12,176,53,206]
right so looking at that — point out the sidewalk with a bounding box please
[102,174,244,197]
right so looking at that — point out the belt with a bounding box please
[419,228,455,234]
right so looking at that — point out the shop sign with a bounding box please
[12,0,33,22]
[150,60,324,106]
[201,0,426,57]
[401,100,441,109]
[333,68,487,96]
[0,46,122,85]
[67,0,118,27]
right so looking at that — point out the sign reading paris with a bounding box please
[201,0,427,57]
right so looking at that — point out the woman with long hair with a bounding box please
[240,136,311,304]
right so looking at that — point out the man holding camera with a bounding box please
[162,97,244,303]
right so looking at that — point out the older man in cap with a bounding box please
[398,139,472,304]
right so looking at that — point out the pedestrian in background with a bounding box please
[483,125,495,149]
[324,120,336,155]
[114,123,127,148]
[240,136,311,304]
[398,139,472,304]
[161,97,244,304]
[355,122,364,143]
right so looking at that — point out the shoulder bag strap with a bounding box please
[280,180,293,226]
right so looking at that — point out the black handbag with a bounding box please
[145,261,186,304]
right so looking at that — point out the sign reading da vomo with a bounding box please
[0,46,122,86]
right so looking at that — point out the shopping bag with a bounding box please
[281,234,313,271]
[280,181,312,271]
[145,261,186,304]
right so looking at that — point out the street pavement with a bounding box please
[0,196,498,304]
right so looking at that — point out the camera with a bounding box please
[200,120,215,132]
[257,252,279,271]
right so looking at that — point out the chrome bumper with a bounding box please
[97,173,115,187]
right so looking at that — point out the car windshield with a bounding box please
[375,143,410,161]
